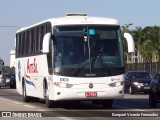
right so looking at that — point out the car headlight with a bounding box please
[133,82,143,86]
[54,82,73,88]
[109,81,124,87]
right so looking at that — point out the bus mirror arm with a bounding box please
[124,33,135,53]
[42,33,52,53]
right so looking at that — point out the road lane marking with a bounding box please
[23,104,36,109]
[13,101,23,105]
[59,117,76,120]
[0,97,9,101]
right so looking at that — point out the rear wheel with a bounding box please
[23,81,31,102]
[102,99,113,109]
[149,91,157,108]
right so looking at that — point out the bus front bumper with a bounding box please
[51,86,124,101]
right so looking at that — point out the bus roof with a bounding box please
[17,14,119,33]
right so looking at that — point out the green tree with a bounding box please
[132,26,160,62]
[141,39,156,62]
[2,66,15,74]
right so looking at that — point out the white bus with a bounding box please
[15,13,134,108]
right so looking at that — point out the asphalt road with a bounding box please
[0,87,160,120]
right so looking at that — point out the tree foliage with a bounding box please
[2,66,15,74]
[122,25,160,62]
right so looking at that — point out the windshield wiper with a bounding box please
[91,55,111,76]
[72,36,88,76]
[72,56,87,76]
[72,56,111,77]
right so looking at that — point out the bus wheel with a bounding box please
[102,99,113,109]
[23,82,31,102]
[43,84,53,108]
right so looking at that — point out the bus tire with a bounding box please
[102,99,113,109]
[43,80,53,108]
[46,94,53,108]
[23,81,31,102]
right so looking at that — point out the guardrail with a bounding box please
[125,62,160,75]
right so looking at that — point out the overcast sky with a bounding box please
[0,0,159,66]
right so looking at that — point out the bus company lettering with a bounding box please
[27,58,38,73]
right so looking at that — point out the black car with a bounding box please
[10,73,16,89]
[149,69,160,107]
[1,73,16,89]
[125,71,152,94]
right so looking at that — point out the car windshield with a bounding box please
[132,72,151,79]
[3,74,10,78]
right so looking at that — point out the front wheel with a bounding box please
[43,82,54,108]
[102,99,113,109]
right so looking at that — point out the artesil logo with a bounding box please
[27,58,38,73]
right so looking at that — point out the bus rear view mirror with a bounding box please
[124,33,135,53]
[42,33,52,53]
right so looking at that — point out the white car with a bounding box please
[0,73,10,87]
[0,74,5,88]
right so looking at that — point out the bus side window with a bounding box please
[16,34,19,57]
[40,26,44,52]
[21,33,24,56]
[23,32,26,56]
[19,34,22,56]
[26,31,29,55]
[36,27,39,53]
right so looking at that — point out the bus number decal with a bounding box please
[27,58,38,73]
[60,78,69,82]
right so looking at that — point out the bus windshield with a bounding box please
[53,25,124,77]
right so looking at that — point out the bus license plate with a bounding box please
[85,92,97,97]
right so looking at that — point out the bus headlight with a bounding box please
[54,82,73,88]
[109,81,124,87]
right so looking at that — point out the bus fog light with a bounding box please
[54,82,73,88]
[57,92,61,95]
[119,90,123,94]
